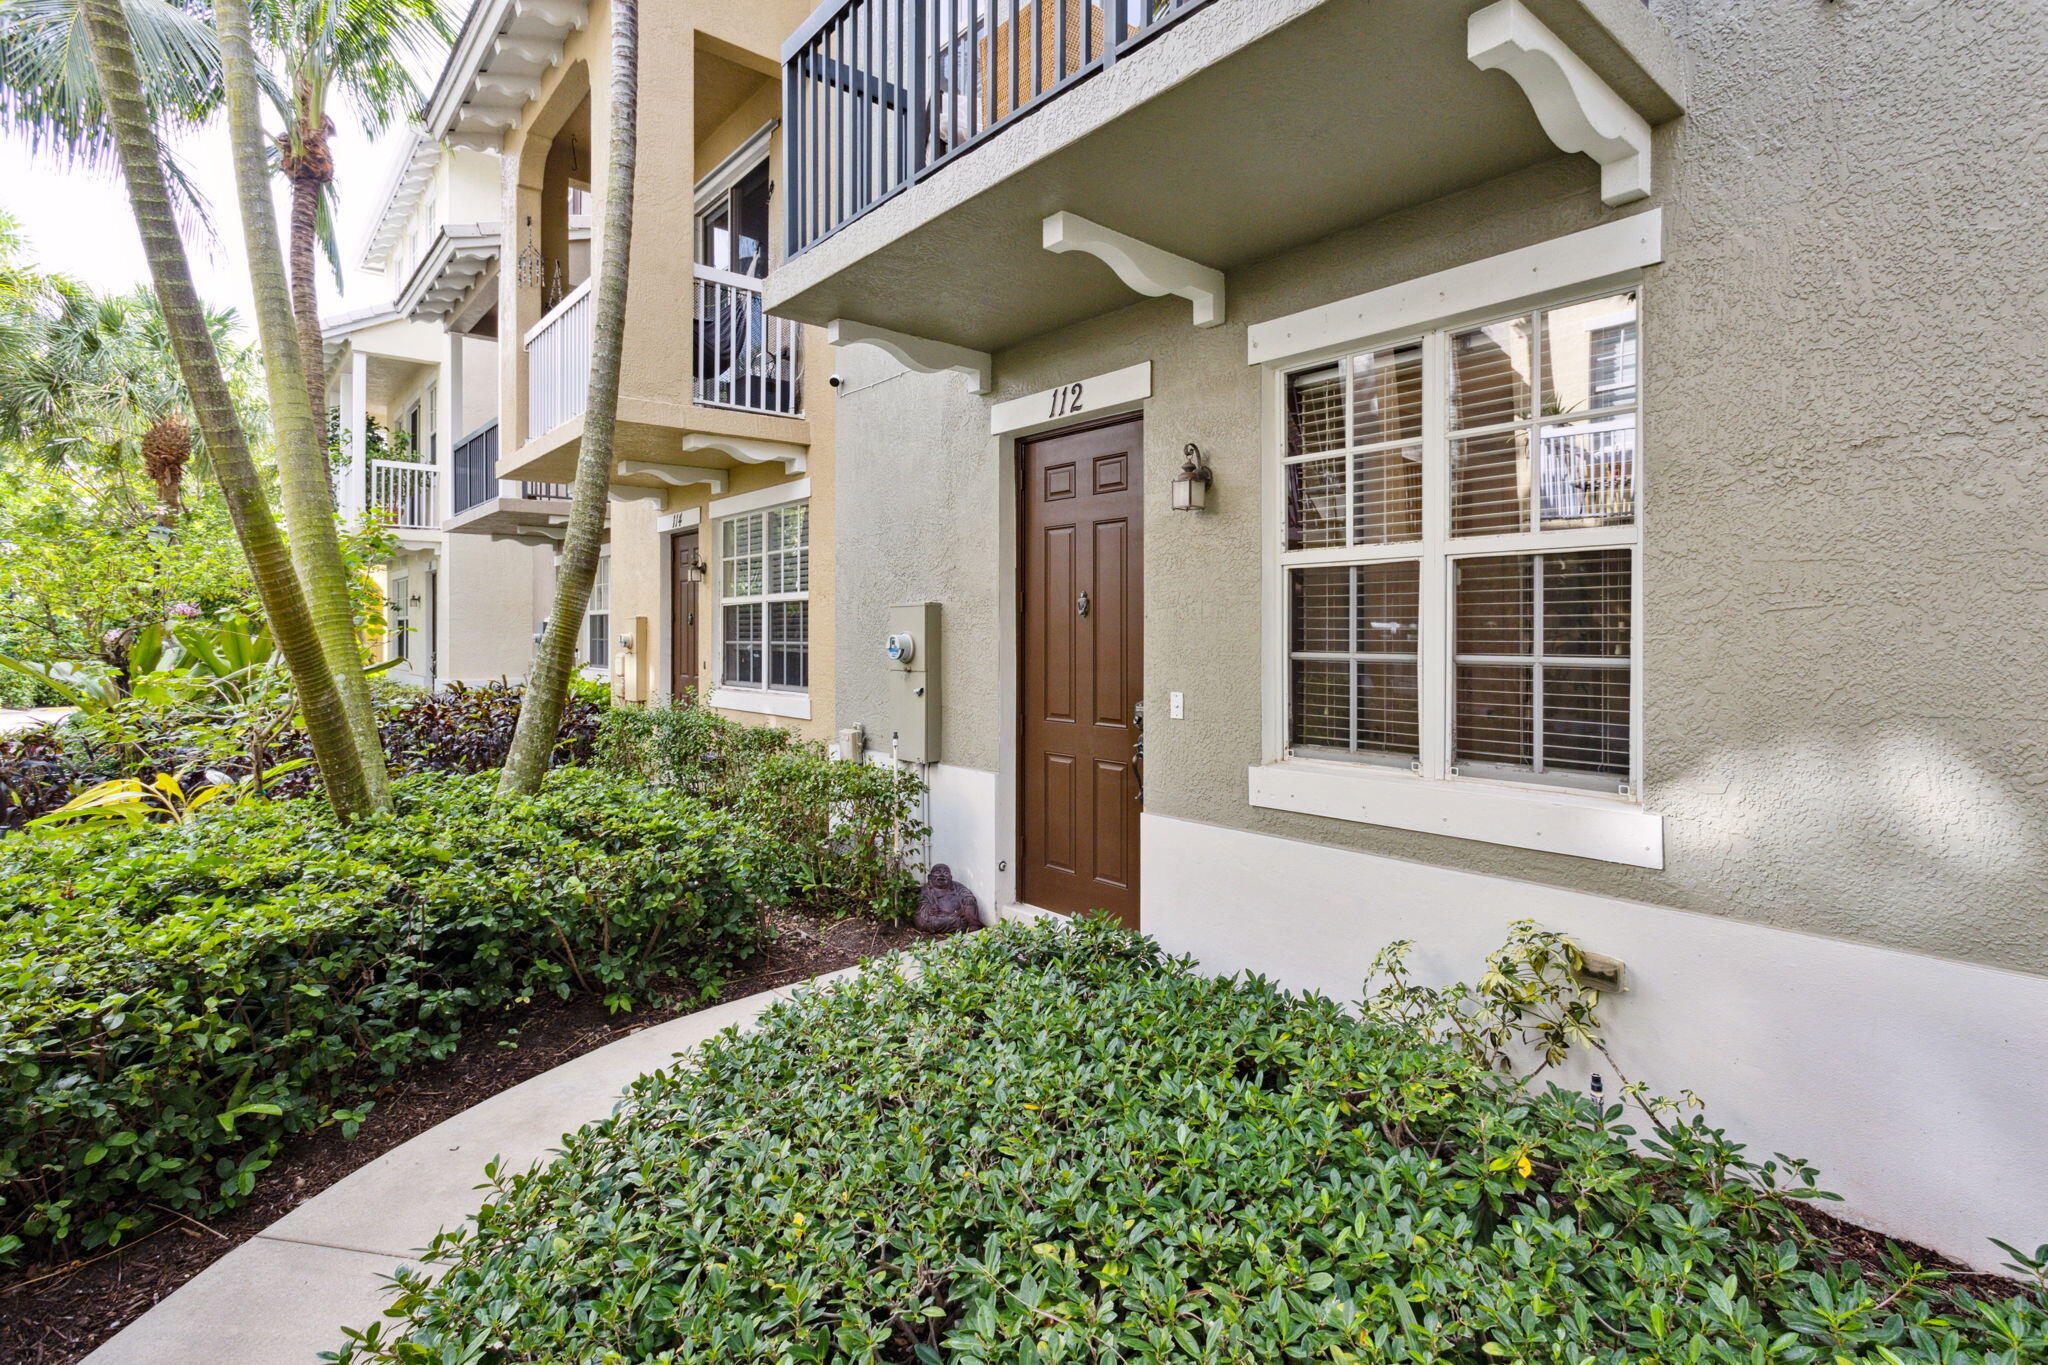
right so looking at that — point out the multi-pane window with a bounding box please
[584,556,610,670]
[1280,291,1640,794]
[720,502,809,692]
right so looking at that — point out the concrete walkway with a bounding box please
[0,707,73,736]
[81,967,864,1364]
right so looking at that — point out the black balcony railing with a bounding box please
[784,0,1213,254]
[451,420,499,515]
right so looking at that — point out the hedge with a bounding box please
[0,770,783,1263]
[335,918,2048,1364]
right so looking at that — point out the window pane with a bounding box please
[1289,565,1352,655]
[1542,549,1632,657]
[1543,665,1629,778]
[1284,456,1347,550]
[1354,560,1420,654]
[1289,658,1352,751]
[587,613,610,669]
[733,163,771,279]
[1357,660,1419,758]
[1449,315,1532,430]
[1455,664,1533,769]
[769,600,808,689]
[1352,444,1423,545]
[1286,363,1345,457]
[1537,414,1636,529]
[1454,555,1533,657]
[1288,562,1418,762]
[1541,293,1637,415]
[727,554,763,598]
[723,603,762,685]
[1450,428,1529,537]
[1351,341,1422,445]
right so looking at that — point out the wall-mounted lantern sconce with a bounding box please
[678,545,707,583]
[617,632,636,655]
[1171,443,1213,512]
[409,593,423,607]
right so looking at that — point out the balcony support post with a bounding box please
[1467,0,1652,207]
[826,319,992,394]
[1042,212,1225,329]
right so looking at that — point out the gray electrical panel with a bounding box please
[884,602,940,763]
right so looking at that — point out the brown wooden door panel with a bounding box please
[1020,415,1143,928]
[670,532,700,697]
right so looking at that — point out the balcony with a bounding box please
[445,418,577,543]
[770,0,1685,355]
[369,460,440,531]
[526,280,593,439]
[694,267,804,418]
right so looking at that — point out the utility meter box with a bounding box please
[885,602,940,763]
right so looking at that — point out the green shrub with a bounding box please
[597,698,927,917]
[0,770,782,1263]
[335,918,2047,1365]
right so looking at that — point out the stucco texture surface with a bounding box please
[832,0,2048,976]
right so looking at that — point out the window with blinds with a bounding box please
[720,501,810,692]
[584,556,610,670]
[1279,291,1640,795]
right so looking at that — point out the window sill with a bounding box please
[710,687,811,721]
[1247,759,1663,868]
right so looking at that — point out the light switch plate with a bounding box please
[1169,691,1184,719]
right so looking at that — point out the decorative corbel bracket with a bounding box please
[1468,0,1652,207]
[616,460,729,494]
[489,529,565,546]
[827,319,992,394]
[679,434,808,476]
[1043,212,1225,328]
[607,484,667,505]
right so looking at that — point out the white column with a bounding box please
[343,348,369,519]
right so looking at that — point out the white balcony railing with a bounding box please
[693,266,804,418]
[525,279,592,437]
[370,459,440,530]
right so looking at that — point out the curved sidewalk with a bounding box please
[82,967,862,1365]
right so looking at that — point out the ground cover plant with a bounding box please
[335,917,2048,1364]
[0,769,785,1264]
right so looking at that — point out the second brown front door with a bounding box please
[671,531,700,697]
[1019,415,1144,928]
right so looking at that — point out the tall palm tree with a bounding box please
[499,0,636,794]
[218,0,392,807]
[259,0,450,423]
[26,0,375,818]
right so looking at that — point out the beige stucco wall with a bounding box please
[484,0,832,740]
[830,0,2048,978]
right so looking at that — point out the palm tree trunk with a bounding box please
[75,0,373,819]
[498,0,638,795]
[287,143,327,422]
[217,0,392,809]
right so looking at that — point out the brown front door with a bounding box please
[670,531,700,697]
[1019,415,1144,928]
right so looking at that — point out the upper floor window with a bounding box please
[719,501,809,692]
[698,160,770,280]
[1281,291,1640,795]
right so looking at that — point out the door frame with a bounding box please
[1009,409,1147,924]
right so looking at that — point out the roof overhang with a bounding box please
[396,224,503,326]
[424,0,593,154]
[359,131,441,274]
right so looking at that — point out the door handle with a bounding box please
[1077,590,1090,617]
[1132,701,1144,804]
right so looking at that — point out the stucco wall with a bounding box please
[832,0,2048,977]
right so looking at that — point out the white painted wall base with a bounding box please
[927,764,1000,922]
[1140,812,2048,1273]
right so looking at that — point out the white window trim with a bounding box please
[693,121,778,214]
[581,550,611,676]
[1253,224,1664,868]
[712,496,810,699]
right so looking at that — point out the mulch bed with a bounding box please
[0,909,2024,1363]
[0,906,927,1365]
